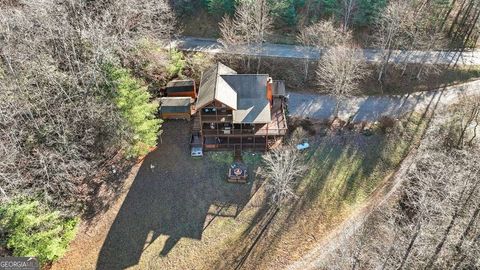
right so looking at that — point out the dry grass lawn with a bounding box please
[212,113,429,269]
[53,113,428,270]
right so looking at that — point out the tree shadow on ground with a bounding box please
[212,138,350,269]
[221,78,453,269]
[96,121,254,270]
[220,111,432,269]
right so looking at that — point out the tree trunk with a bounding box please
[424,209,459,269]
[334,100,341,119]
[397,222,421,270]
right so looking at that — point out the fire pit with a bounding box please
[228,162,248,183]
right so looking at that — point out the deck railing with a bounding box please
[201,114,233,123]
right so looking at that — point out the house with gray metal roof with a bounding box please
[192,62,288,151]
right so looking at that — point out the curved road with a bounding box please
[287,80,480,122]
[169,36,480,66]
[169,37,480,122]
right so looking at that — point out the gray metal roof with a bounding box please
[160,97,192,107]
[222,74,271,123]
[196,63,237,109]
[167,79,195,88]
[196,63,272,124]
[233,98,271,123]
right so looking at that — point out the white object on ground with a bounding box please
[191,147,203,157]
[296,142,310,150]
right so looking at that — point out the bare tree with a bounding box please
[219,0,272,72]
[444,95,480,148]
[316,45,367,118]
[405,1,448,80]
[341,0,358,31]
[373,0,415,85]
[312,99,480,269]
[446,0,480,56]
[297,20,352,81]
[260,146,307,207]
[0,0,176,213]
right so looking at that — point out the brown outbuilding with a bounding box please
[159,97,193,120]
[165,79,196,98]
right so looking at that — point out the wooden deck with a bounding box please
[193,115,201,131]
[192,97,287,151]
[255,98,288,136]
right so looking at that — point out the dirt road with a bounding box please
[169,36,480,65]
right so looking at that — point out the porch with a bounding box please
[203,136,282,151]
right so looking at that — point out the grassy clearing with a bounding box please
[302,114,425,212]
[132,150,266,270]
[53,117,428,270]
[51,122,266,270]
[130,115,429,270]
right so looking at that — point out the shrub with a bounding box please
[0,199,78,265]
[378,116,396,133]
[104,66,162,158]
[167,49,186,78]
[128,39,170,88]
[185,52,214,84]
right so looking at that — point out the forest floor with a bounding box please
[51,110,429,270]
[287,84,474,270]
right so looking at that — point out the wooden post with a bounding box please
[265,124,269,151]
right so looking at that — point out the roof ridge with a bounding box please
[220,74,269,76]
[212,62,220,101]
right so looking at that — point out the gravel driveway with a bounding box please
[287,80,480,122]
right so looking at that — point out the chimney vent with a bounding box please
[266,77,273,105]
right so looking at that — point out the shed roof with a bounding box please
[167,79,195,88]
[160,97,192,107]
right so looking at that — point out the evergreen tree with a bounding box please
[0,199,78,265]
[167,49,187,78]
[269,0,305,27]
[105,66,161,158]
[203,0,237,16]
[322,0,338,16]
[321,0,386,27]
[354,0,387,26]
